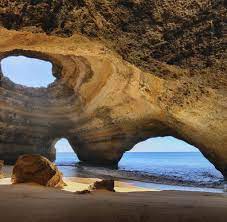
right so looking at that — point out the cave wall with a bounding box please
[0,28,226,178]
[0,0,225,73]
[0,1,226,177]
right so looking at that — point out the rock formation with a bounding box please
[89,179,115,192]
[11,154,65,188]
[75,179,115,194]
[0,1,226,178]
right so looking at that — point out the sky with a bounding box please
[54,137,198,153]
[1,56,55,87]
[1,56,198,153]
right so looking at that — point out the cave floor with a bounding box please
[0,182,226,222]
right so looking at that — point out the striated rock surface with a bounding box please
[11,154,65,188]
[0,1,226,178]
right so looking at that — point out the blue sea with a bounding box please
[55,152,224,192]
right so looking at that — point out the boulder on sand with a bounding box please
[89,179,115,192]
[11,154,65,188]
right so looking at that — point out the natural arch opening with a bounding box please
[1,55,55,87]
[119,136,223,188]
[54,138,79,166]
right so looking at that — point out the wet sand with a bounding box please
[0,166,227,222]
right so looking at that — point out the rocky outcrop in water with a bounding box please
[0,1,226,178]
[11,154,65,188]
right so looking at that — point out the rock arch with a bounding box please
[50,138,77,159]
[0,28,226,180]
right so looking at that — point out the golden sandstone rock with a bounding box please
[11,154,65,188]
[89,179,115,192]
[0,1,226,180]
[76,179,115,194]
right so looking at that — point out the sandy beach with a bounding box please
[0,1,226,221]
[1,165,227,222]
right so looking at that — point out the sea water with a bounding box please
[55,152,224,191]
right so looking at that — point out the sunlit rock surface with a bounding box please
[11,154,65,188]
[0,1,226,178]
[89,179,115,192]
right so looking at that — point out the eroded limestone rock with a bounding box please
[89,179,115,192]
[11,154,65,188]
[0,1,226,179]
[75,179,115,194]
[0,0,225,72]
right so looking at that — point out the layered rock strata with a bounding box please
[0,28,226,179]
[0,0,226,179]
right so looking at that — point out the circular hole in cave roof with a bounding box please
[1,55,55,87]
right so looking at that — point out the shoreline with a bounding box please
[54,151,224,190]
[57,165,225,192]
[0,165,157,193]
[2,165,225,193]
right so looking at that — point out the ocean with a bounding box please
[55,152,224,192]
